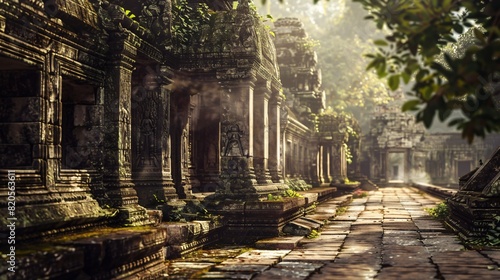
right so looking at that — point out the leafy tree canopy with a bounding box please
[351,0,500,143]
[262,0,500,142]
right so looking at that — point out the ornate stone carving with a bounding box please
[222,124,244,157]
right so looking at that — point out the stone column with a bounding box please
[330,136,347,184]
[322,144,330,183]
[268,92,283,183]
[218,79,278,199]
[185,100,197,196]
[103,31,149,225]
[317,145,324,184]
[253,82,272,184]
[160,80,176,195]
[131,64,177,207]
[308,143,320,187]
[280,107,289,180]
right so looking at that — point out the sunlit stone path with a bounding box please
[167,186,500,279]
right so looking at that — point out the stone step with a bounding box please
[254,236,304,250]
[301,216,326,227]
[295,218,322,230]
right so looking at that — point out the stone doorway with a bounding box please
[387,151,406,182]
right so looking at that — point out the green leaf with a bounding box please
[401,71,411,83]
[402,100,421,111]
[374,39,388,46]
[388,75,400,90]
[438,107,452,121]
[422,108,436,128]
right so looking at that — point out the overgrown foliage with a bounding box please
[336,205,348,216]
[468,215,500,247]
[267,189,304,201]
[306,229,321,239]
[353,0,500,143]
[425,202,450,220]
[285,177,310,191]
[283,189,304,198]
[170,0,213,50]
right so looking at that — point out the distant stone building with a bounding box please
[362,97,500,185]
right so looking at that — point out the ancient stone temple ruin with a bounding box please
[362,94,500,185]
[0,1,356,278]
[361,92,500,246]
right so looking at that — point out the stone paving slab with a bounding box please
[220,258,278,266]
[310,264,378,279]
[253,267,311,279]
[320,229,350,235]
[438,264,500,274]
[431,251,495,264]
[376,267,437,279]
[282,251,338,262]
[199,271,256,279]
[211,264,269,273]
[236,249,290,259]
[481,250,500,263]
[274,261,324,271]
[333,253,382,266]
[254,236,303,250]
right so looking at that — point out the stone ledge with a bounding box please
[411,182,457,199]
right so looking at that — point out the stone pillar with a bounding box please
[103,31,149,225]
[268,93,283,183]
[253,82,272,184]
[218,79,278,199]
[322,144,330,183]
[185,100,197,196]
[309,144,320,187]
[280,107,289,180]
[330,137,347,184]
[131,64,177,207]
[317,145,323,184]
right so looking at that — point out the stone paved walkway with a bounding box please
[167,186,500,279]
